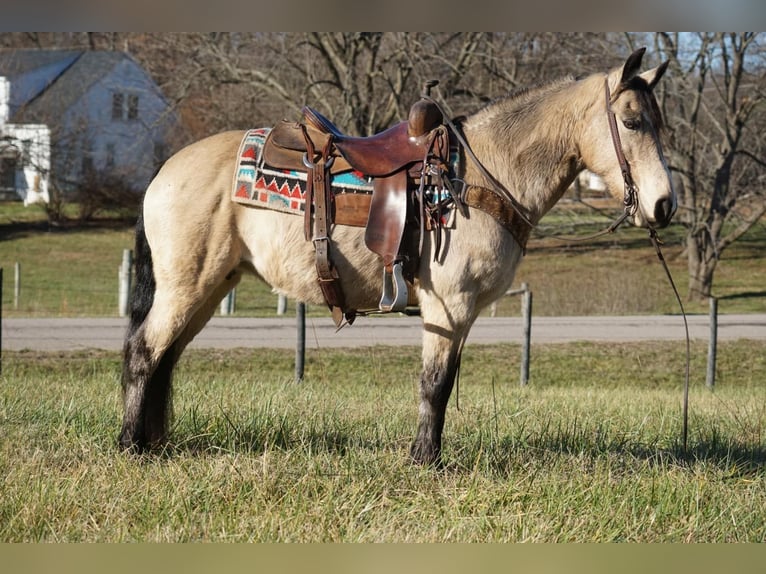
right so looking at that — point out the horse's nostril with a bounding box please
[654,198,674,227]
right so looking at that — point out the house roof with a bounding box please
[0,50,134,123]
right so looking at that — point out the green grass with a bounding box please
[490,209,766,317]
[3,201,764,318]
[1,202,765,318]
[2,341,765,542]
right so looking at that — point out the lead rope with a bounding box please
[649,228,690,451]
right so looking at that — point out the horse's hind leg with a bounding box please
[173,268,244,353]
[120,270,241,452]
[120,318,178,452]
[119,214,241,452]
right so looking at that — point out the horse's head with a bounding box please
[585,48,676,229]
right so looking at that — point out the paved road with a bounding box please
[2,314,765,352]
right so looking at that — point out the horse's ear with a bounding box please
[620,47,647,85]
[640,60,669,91]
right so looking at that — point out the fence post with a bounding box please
[706,296,718,390]
[118,249,133,317]
[1,267,3,376]
[520,283,532,386]
[295,301,306,382]
[14,261,20,310]
[277,294,287,315]
[220,288,236,315]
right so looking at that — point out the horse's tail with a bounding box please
[126,207,155,340]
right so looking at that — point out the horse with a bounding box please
[120,48,675,466]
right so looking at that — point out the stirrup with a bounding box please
[379,262,408,312]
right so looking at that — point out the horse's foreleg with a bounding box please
[410,327,465,466]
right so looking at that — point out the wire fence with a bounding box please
[0,252,294,319]
[0,256,538,385]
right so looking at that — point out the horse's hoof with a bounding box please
[118,432,147,454]
[409,442,442,467]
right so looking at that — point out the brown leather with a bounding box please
[364,171,408,267]
[303,107,433,177]
[334,193,371,227]
[306,148,348,326]
[464,186,533,250]
[264,122,353,174]
[259,94,452,320]
[408,98,443,137]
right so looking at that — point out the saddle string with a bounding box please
[421,95,537,232]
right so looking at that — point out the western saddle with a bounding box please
[262,81,454,326]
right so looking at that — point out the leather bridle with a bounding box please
[604,77,640,222]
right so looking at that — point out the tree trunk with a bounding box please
[686,231,718,300]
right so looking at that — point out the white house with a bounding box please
[0,76,51,205]
[0,49,179,203]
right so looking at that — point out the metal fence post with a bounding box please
[706,296,718,390]
[295,302,306,382]
[220,288,236,315]
[118,249,133,317]
[277,294,287,315]
[14,261,20,310]
[520,283,532,386]
[1,267,3,375]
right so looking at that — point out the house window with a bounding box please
[112,92,140,121]
[112,93,124,120]
[0,157,16,190]
[21,140,32,167]
[82,155,94,177]
[153,141,166,163]
[127,94,139,120]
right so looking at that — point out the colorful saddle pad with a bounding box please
[231,128,372,215]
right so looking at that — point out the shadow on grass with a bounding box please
[120,410,765,481]
[0,216,136,241]
[139,410,401,462]
[485,430,766,479]
[717,290,766,301]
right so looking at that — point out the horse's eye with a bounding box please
[623,118,641,131]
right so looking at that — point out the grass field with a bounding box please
[1,201,765,317]
[2,341,765,542]
[1,200,765,542]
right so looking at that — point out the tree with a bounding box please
[649,32,766,300]
[143,32,624,138]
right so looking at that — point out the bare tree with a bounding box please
[649,32,766,300]
[132,33,624,138]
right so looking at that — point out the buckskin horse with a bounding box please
[120,48,675,465]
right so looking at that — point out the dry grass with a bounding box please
[2,341,764,542]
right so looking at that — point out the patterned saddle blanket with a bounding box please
[231,128,373,226]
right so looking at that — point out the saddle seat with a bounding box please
[302,106,442,177]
